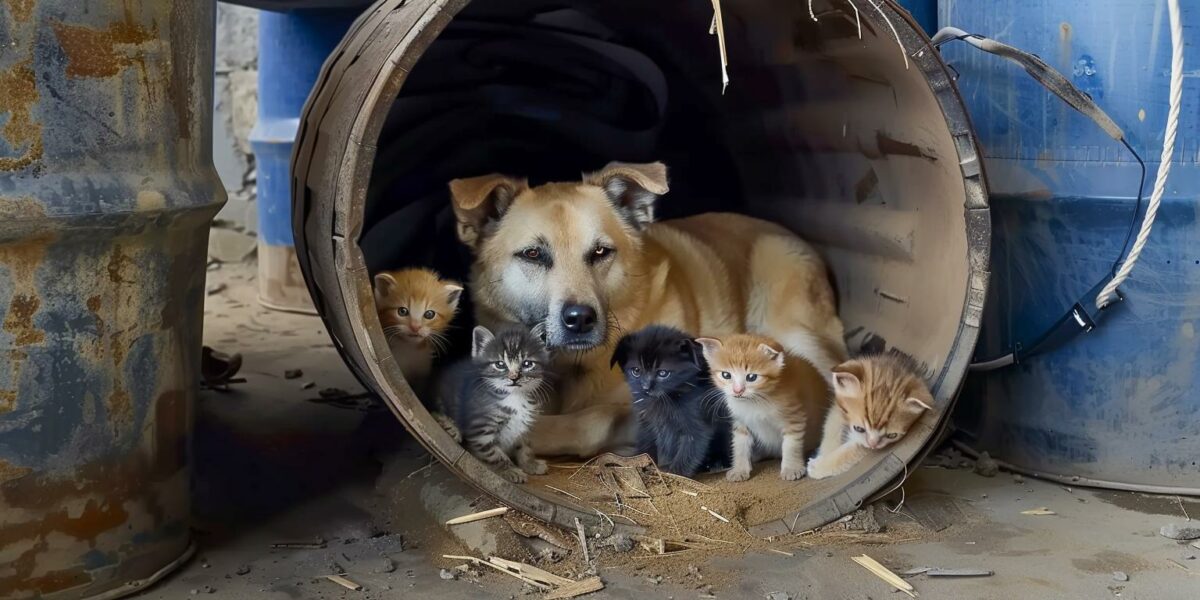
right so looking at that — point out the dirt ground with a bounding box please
[137,260,1200,600]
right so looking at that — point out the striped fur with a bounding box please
[808,352,934,480]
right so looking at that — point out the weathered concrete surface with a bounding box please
[137,262,1200,600]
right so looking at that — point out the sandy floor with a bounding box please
[134,260,1200,600]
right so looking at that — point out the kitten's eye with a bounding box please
[657,370,670,378]
[398,307,409,316]
[521,247,541,261]
[630,367,641,377]
[493,361,506,371]
[521,360,535,370]
[885,432,899,439]
[423,310,436,320]
[746,373,758,382]
[720,371,732,380]
[853,425,866,433]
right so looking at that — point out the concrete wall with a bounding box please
[210,3,259,263]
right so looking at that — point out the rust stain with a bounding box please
[2,0,34,22]
[50,17,156,79]
[3,294,43,346]
[0,196,47,221]
[106,243,132,284]
[0,390,14,414]
[0,459,31,484]
[0,59,43,172]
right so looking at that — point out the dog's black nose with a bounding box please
[561,304,597,334]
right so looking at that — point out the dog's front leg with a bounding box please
[529,403,634,458]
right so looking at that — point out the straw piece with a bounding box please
[545,576,605,599]
[446,506,508,525]
[324,575,363,591]
[851,554,917,597]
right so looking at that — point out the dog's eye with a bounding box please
[423,310,436,320]
[657,370,670,378]
[885,432,899,439]
[591,245,614,261]
[521,247,541,260]
[853,425,866,433]
[521,360,535,370]
[720,371,731,380]
[398,307,409,316]
[746,373,758,382]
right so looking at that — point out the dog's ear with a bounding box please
[583,161,669,231]
[610,335,632,369]
[448,174,529,250]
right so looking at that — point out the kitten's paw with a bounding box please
[521,458,548,476]
[726,467,752,482]
[433,413,461,443]
[806,457,834,480]
[779,464,807,481]
[499,467,528,484]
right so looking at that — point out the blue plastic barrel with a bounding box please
[251,8,361,312]
[943,1,1200,492]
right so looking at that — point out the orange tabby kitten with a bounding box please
[807,353,933,479]
[696,334,829,482]
[373,268,463,393]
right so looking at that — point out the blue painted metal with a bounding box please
[251,8,360,311]
[0,0,222,598]
[896,0,937,35]
[943,1,1200,492]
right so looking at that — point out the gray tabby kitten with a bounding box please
[437,324,551,483]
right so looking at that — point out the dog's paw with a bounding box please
[499,467,528,484]
[806,457,834,480]
[780,464,807,481]
[726,467,752,482]
[521,458,548,476]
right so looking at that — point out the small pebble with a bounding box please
[973,452,999,477]
[1013,474,1025,484]
[235,565,251,576]
[1112,571,1129,582]
[439,568,456,581]
[284,369,303,379]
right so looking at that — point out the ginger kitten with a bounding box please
[696,334,829,482]
[373,268,463,395]
[807,353,934,479]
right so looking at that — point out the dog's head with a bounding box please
[449,162,669,352]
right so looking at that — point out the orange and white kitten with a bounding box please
[807,353,934,479]
[696,334,829,482]
[373,268,463,393]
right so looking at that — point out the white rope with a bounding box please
[1096,0,1184,309]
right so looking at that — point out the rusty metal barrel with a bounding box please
[0,1,222,598]
[292,0,988,536]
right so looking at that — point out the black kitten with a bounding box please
[611,325,731,477]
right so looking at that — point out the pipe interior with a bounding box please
[354,0,978,530]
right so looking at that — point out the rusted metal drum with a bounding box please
[0,1,222,598]
[292,0,988,536]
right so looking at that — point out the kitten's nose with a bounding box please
[732,384,745,396]
[561,304,597,334]
[408,323,421,334]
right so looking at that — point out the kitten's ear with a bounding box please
[757,343,785,367]
[530,321,549,345]
[373,272,398,304]
[449,174,529,251]
[831,361,865,397]
[694,337,722,361]
[471,326,495,357]
[906,397,934,412]
[444,283,464,307]
[583,162,669,231]
[610,336,632,369]
[681,339,704,367]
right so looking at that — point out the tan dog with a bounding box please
[449,162,846,457]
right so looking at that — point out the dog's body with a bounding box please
[450,163,846,458]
